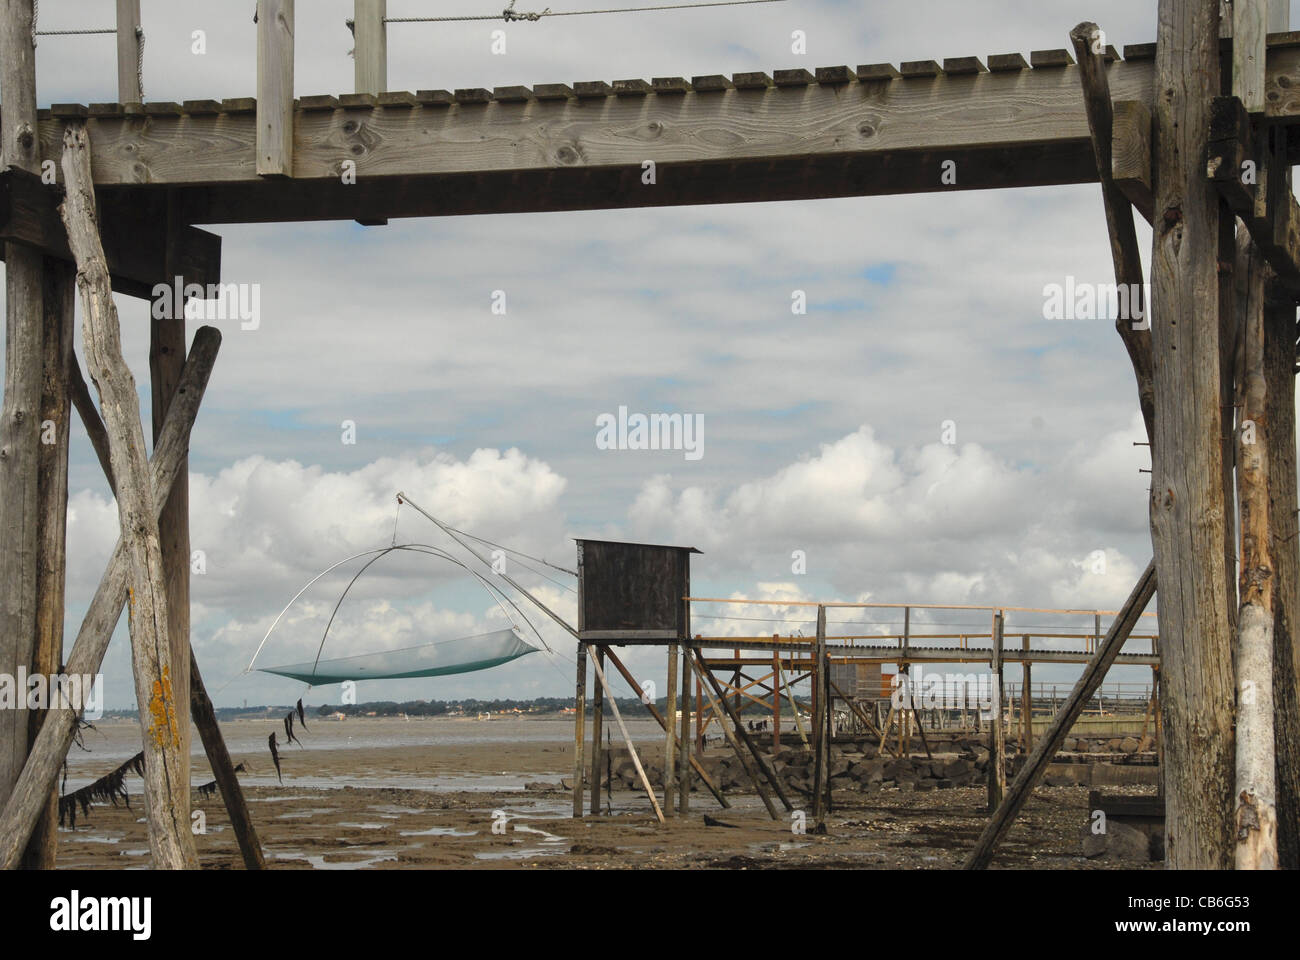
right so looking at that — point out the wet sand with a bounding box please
[53,717,1153,869]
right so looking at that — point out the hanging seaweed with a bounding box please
[58,751,146,830]
[268,732,283,784]
[195,763,247,799]
[296,698,308,731]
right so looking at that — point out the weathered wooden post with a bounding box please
[353,0,387,96]
[987,611,1004,813]
[1149,0,1237,869]
[678,646,692,815]
[256,0,295,177]
[589,646,604,815]
[1021,635,1033,754]
[22,257,74,869]
[61,125,197,869]
[812,605,829,824]
[571,643,586,818]
[664,643,677,815]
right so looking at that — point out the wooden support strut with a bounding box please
[256,0,295,177]
[686,646,786,819]
[603,648,728,807]
[965,561,1156,869]
[988,612,1005,813]
[0,326,222,871]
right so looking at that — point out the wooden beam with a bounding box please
[60,124,197,869]
[965,561,1156,869]
[256,0,295,177]
[115,0,142,104]
[1150,0,1237,870]
[0,326,222,871]
[812,607,829,824]
[0,0,44,824]
[0,169,223,299]
[354,0,387,96]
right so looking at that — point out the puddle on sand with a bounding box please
[475,846,566,862]
[65,834,123,845]
[276,808,339,819]
[272,850,399,870]
[338,822,389,830]
[399,826,478,837]
[368,804,424,816]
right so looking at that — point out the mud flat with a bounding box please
[51,717,1156,869]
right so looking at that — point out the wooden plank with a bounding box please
[0,327,222,871]
[987,53,1029,72]
[353,0,387,96]
[60,124,197,870]
[1149,0,1237,870]
[256,0,295,177]
[964,562,1155,869]
[116,0,142,103]
[812,607,828,822]
[942,57,986,75]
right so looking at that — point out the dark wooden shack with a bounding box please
[575,539,700,643]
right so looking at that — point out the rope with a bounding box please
[384,0,786,24]
[34,28,114,35]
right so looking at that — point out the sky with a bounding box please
[2,0,1284,710]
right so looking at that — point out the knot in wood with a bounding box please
[555,143,584,165]
[16,122,34,149]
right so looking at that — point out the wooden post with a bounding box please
[115,0,142,104]
[189,652,265,868]
[21,257,74,869]
[965,562,1156,869]
[695,665,703,754]
[812,606,829,824]
[987,612,1005,813]
[256,0,295,177]
[1022,635,1032,754]
[60,125,196,869]
[353,0,387,96]
[572,642,586,818]
[1234,0,1269,114]
[1265,274,1300,867]
[772,651,781,749]
[664,643,678,815]
[1150,0,1237,869]
[679,646,692,814]
[589,646,604,815]
[1233,224,1278,869]
[0,0,43,825]
[0,328,222,870]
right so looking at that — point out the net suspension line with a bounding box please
[364,0,786,26]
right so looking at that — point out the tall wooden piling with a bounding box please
[0,0,44,829]
[678,646,692,815]
[664,643,678,815]
[987,612,1005,812]
[572,643,586,818]
[589,646,604,815]
[1150,0,1237,869]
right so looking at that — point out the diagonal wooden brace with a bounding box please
[0,326,221,871]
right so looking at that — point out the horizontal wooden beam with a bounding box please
[9,39,1300,224]
[0,169,221,298]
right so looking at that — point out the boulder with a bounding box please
[1081,820,1153,862]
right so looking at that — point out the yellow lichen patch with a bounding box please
[146,665,180,751]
